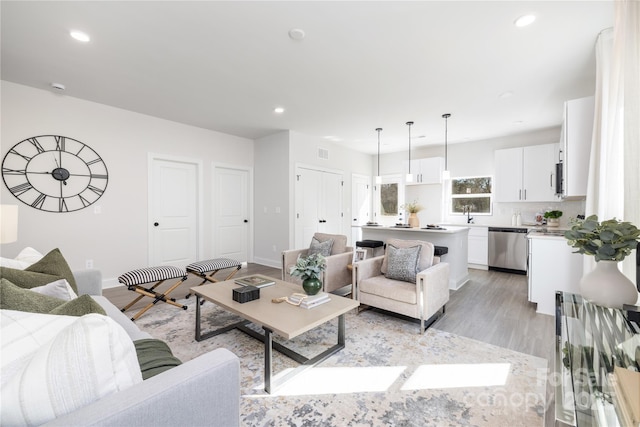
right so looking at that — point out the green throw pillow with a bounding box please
[26,248,78,293]
[49,295,106,316]
[1,278,65,313]
[133,339,182,380]
[0,278,105,316]
[0,248,77,294]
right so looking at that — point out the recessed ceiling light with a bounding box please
[288,28,306,41]
[514,15,536,27]
[499,91,514,99]
[274,107,285,114]
[51,82,66,91]
[70,30,90,42]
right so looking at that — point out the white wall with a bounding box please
[253,131,290,267]
[1,81,253,286]
[378,127,586,227]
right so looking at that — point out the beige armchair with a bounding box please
[353,238,450,333]
[282,233,353,294]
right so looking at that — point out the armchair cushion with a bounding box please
[381,239,434,275]
[359,275,418,305]
[313,232,347,255]
[308,237,333,257]
[384,244,422,283]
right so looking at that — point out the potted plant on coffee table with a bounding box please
[564,215,640,308]
[544,210,563,227]
[289,253,327,295]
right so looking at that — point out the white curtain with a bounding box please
[586,0,640,283]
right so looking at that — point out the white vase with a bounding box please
[579,260,639,308]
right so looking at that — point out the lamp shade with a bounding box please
[0,205,18,244]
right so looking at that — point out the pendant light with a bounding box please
[406,121,414,183]
[442,114,451,180]
[375,128,382,184]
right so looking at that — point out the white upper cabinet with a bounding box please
[494,144,557,202]
[404,157,444,185]
[560,96,594,199]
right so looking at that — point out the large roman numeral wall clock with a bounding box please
[2,135,109,213]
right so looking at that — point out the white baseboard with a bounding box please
[102,278,119,289]
[252,257,281,269]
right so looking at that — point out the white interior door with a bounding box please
[149,158,199,268]
[295,166,343,248]
[295,168,321,248]
[214,166,250,262]
[321,171,343,235]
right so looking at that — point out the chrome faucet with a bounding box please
[463,205,474,224]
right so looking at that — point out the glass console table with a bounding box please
[555,292,640,426]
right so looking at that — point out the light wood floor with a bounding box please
[103,264,558,425]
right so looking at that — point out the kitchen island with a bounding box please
[361,225,470,289]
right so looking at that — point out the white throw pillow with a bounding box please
[0,257,30,269]
[1,312,142,426]
[15,247,44,265]
[1,310,79,367]
[30,279,78,301]
[0,247,44,270]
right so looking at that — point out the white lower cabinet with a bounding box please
[468,227,488,268]
[528,235,583,315]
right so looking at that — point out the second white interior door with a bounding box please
[213,166,250,262]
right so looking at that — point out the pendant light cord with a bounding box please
[376,128,382,178]
[406,121,413,174]
[442,114,451,172]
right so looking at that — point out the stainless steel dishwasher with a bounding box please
[488,227,528,274]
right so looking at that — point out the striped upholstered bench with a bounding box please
[185,258,242,299]
[118,266,188,321]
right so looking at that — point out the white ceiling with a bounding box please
[1,1,613,154]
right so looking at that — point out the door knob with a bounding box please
[153,222,159,227]
[244,219,248,223]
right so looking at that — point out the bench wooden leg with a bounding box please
[123,278,188,321]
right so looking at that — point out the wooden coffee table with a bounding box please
[191,277,359,393]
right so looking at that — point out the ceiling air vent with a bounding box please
[318,147,329,160]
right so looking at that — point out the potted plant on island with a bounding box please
[564,215,640,308]
[289,253,327,295]
[544,210,563,227]
[401,200,423,228]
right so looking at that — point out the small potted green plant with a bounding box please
[289,253,326,295]
[544,210,563,227]
[400,200,423,228]
[564,215,640,308]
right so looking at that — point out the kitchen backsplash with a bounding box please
[439,200,586,228]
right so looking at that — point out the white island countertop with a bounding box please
[361,225,469,234]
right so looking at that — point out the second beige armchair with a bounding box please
[282,233,353,294]
[353,238,450,333]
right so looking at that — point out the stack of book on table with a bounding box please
[234,275,275,288]
[289,292,330,309]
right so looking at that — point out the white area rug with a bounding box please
[135,297,547,426]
